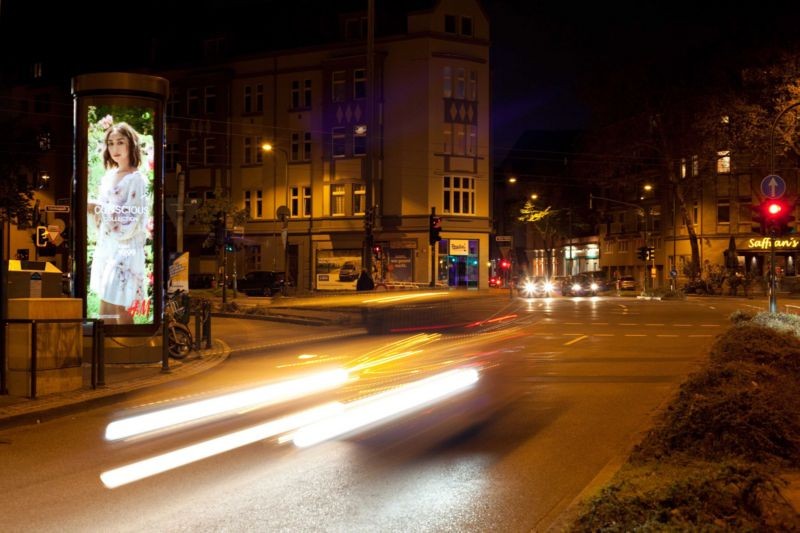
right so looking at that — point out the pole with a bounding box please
[365,0,376,275]
[176,163,185,253]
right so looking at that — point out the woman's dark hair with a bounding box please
[103,122,142,169]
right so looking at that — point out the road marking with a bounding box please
[594,333,614,337]
[564,335,588,346]
[700,324,720,327]
[624,334,646,337]
[590,322,609,326]
[565,322,582,325]
[645,323,665,326]
[673,324,692,327]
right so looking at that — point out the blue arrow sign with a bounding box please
[761,174,786,199]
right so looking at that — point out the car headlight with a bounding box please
[590,282,599,291]
[571,283,582,292]
[523,281,535,294]
[543,282,554,292]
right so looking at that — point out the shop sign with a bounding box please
[449,239,469,255]
[748,237,800,249]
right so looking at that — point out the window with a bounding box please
[353,125,367,156]
[37,132,51,151]
[345,17,367,40]
[691,154,699,177]
[332,71,346,102]
[717,150,731,174]
[467,125,477,156]
[291,187,300,217]
[331,184,345,216]
[255,190,263,218]
[187,138,200,167]
[244,86,252,113]
[303,80,312,108]
[187,88,200,115]
[692,201,699,225]
[354,69,366,99]
[255,84,264,113]
[455,68,465,99]
[443,67,452,98]
[204,86,216,114]
[461,16,473,36]
[717,199,730,224]
[244,190,251,216]
[302,186,311,216]
[256,136,263,163]
[444,14,457,34]
[332,127,346,157]
[167,91,180,119]
[291,133,301,161]
[443,176,475,215]
[166,143,179,171]
[680,157,687,179]
[243,137,252,165]
[468,71,477,101]
[353,184,366,214]
[34,93,50,113]
[291,81,301,109]
[454,123,466,155]
[443,123,452,153]
[203,138,216,166]
[32,62,43,79]
[204,37,223,59]
[303,132,312,161]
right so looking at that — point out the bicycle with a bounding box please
[165,290,194,359]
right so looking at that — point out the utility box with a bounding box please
[5,260,63,298]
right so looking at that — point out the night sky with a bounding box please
[4,1,800,163]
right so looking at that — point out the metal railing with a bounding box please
[1,318,104,399]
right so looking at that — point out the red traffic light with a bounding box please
[499,259,510,269]
[766,201,783,217]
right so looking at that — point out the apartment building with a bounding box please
[162,0,492,291]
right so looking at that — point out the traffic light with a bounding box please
[637,246,648,261]
[429,213,442,245]
[372,244,382,259]
[224,237,235,253]
[499,259,510,270]
[35,226,48,248]
[647,247,655,260]
[759,199,796,236]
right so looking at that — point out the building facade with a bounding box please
[163,0,492,292]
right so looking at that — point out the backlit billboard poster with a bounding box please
[73,73,168,335]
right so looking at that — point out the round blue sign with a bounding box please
[761,175,786,199]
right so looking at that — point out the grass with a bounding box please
[568,311,800,531]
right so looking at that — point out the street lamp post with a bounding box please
[262,143,290,295]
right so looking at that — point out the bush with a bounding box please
[750,311,800,339]
[709,323,800,375]
[729,309,755,325]
[633,361,800,465]
[572,461,797,532]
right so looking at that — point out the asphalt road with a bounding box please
[0,295,742,532]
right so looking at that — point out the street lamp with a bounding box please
[261,143,290,294]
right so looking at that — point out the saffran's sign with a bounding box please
[748,237,800,249]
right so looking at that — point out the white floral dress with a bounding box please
[89,170,149,308]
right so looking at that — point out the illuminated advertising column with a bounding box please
[72,73,168,335]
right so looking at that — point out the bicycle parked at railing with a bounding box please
[165,290,193,359]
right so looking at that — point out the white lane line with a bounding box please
[700,324,720,327]
[619,323,637,326]
[564,322,583,325]
[673,324,692,327]
[624,334,647,337]
[564,335,588,346]
[590,322,609,326]
[645,323,665,326]
[594,333,614,337]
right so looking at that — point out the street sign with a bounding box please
[670,269,678,278]
[45,204,70,213]
[495,235,512,242]
[761,175,786,199]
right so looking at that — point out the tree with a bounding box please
[517,201,562,278]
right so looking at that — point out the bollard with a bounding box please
[203,300,212,349]
[195,307,202,351]
[96,320,105,386]
[30,320,37,399]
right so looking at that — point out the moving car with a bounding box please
[566,274,600,296]
[237,270,285,296]
[618,275,636,290]
[517,276,554,298]
[488,276,502,288]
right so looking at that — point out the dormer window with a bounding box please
[461,16,473,36]
[444,14,473,36]
[445,14,457,34]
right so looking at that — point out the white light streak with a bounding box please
[362,292,446,304]
[292,367,479,448]
[100,403,343,489]
[105,369,349,441]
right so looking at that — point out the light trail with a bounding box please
[291,367,480,448]
[362,292,446,304]
[100,403,343,489]
[104,368,349,441]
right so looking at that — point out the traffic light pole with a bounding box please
[769,234,778,313]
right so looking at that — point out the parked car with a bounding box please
[237,270,285,296]
[338,261,359,282]
[617,275,637,290]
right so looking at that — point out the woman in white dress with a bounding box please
[89,122,150,324]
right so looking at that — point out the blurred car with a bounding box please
[517,276,554,298]
[189,273,215,289]
[338,261,359,282]
[565,274,600,296]
[585,270,609,292]
[618,275,636,290]
[488,275,502,288]
[237,270,285,296]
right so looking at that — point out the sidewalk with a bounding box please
[0,316,365,429]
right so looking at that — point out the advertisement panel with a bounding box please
[73,73,167,335]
